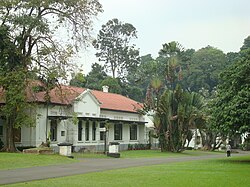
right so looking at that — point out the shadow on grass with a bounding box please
[224,160,250,164]
[216,155,250,165]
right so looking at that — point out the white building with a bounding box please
[0,84,148,152]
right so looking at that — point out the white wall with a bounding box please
[73,91,100,117]
[100,110,145,123]
[18,93,148,150]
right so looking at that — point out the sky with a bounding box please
[76,0,250,74]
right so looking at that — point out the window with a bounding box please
[114,123,122,140]
[85,121,89,141]
[61,131,65,136]
[130,124,137,140]
[92,121,96,141]
[100,122,105,141]
[50,120,57,141]
[78,120,82,141]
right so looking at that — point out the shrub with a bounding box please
[128,144,133,150]
[240,143,250,151]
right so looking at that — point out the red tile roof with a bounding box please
[0,83,142,113]
[91,90,142,113]
[33,85,85,105]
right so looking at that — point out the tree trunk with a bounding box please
[2,118,17,152]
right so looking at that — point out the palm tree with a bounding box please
[156,85,206,152]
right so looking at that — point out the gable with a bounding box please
[73,90,100,117]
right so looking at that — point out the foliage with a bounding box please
[0,26,35,152]
[126,144,150,151]
[93,18,140,78]
[126,54,163,102]
[158,41,185,89]
[240,35,250,51]
[85,63,107,90]
[150,84,206,152]
[185,130,194,148]
[184,46,226,92]
[211,49,250,135]
[0,0,103,152]
[71,112,79,125]
[101,77,122,94]
[70,72,86,87]
[124,86,144,102]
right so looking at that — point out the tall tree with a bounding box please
[0,0,103,152]
[93,18,140,78]
[158,41,185,89]
[211,49,250,135]
[150,85,205,152]
[185,46,226,92]
[240,35,250,51]
[0,26,35,152]
[126,54,163,102]
[101,77,122,94]
[85,63,107,90]
[70,72,86,88]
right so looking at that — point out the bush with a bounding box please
[240,143,250,151]
[128,144,133,150]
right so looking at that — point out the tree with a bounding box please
[212,49,250,135]
[101,77,122,94]
[185,130,194,148]
[185,46,226,92]
[152,85,206,152]
[70,72,86,87]
[0,26,35,152]
[141,42,206,152]
[85,63,107,90]
[158,41,187,89]
[125,54,163,102]
[93,18,140,78]
[240,35,250,51]
[0,0,103,152]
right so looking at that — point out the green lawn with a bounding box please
[73,149,225,159]
[120,149,225,158]
[4,155,250,187]
[0,153,78,170]
[0,150,226,170]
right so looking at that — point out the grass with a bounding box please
[120,149,225,158]
[73,149,225,159]
[0,153,78,170]
[0,149,226,170]
[4,155,250,187]
[72,152,108,159]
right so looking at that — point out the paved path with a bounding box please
[0,152,249,185]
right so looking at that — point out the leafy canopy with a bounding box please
[93,18,140,78]
[212,49,250,134]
